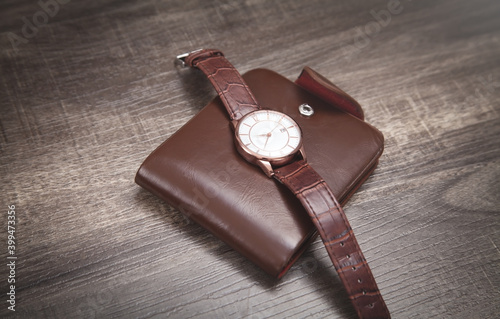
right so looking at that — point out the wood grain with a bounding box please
[1,0,499,318]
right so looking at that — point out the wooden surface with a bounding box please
[1,0,499,318]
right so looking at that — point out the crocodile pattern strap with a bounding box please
[184,49,260,120]
[274,160,390,319]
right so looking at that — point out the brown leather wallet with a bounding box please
[135,67,384,278]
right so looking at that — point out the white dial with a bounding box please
[236,110,302,159]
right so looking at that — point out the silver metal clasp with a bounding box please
[174,49,203,68]
[299,103,314,116]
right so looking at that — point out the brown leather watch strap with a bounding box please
[182,48,389,318]
[274,160,390,319]
[184,49,260,120]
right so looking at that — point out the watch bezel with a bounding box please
[234,110,304,172]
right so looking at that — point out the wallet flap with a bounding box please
[296,66,365,120]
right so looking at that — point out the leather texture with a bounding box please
[185,49,260,120]
[274,160,390,319]
[135,68,384,278]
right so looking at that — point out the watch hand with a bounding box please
[264,134,270,149]
[269,123,281,134]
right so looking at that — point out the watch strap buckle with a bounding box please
[174,49,203,68]
[175,49,225,68]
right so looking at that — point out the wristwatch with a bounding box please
[176,49,390,319]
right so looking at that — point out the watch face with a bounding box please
[236,110,302,160]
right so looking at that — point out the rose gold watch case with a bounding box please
[232,111,306,177]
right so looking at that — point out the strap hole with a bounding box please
[358,278,362,283]
[340,242,345,247]
[352,266,356,271]
[368,303,374,308]
[346,254,351,259]
[362,290,367,295]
